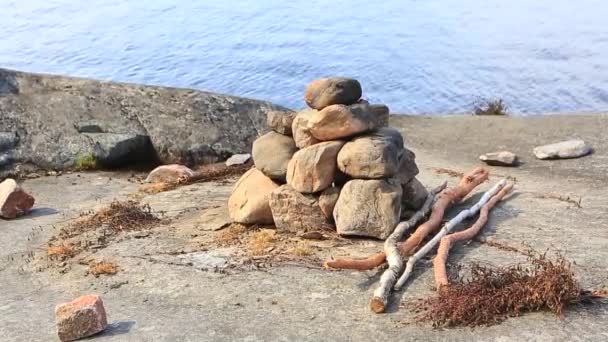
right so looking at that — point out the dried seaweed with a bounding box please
[532,192,582,208]
[190,162,252,183]
[60,200,160,239]
[413,253,585,327]
[88,260,118,276]
[139,162,252,194]
[46,200,162,259]
[473,98,508,116]
[46,244,76,260]
[475,237,531,256]
[433,168,464,178]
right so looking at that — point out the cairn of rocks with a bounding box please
[228,77,427,239]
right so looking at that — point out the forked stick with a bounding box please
[433,183,513,288]
[369,182,447,313]
[394,179,507,290]
[324,167,489,271]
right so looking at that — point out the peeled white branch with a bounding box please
[370,182,447,313]
[324,168,489,270]
[394,179,507,290]
[434,183,513,288]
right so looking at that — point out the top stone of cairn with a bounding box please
[304,77,362,110]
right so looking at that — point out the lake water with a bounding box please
[1,0,608,114]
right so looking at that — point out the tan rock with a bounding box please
[479,151,518,166]
[304,77,362,110]
[252,131,297,181]
[291,109,320,148]
[334,179,402,239]
[269,185,333,233]
[370,104,390,126]
[0,179,35,219]
[337,128,403,179]
[319,186,340,221]
[533,140,591,160]
[394,148,419,184]
[145,164,195,183]
[267,110,296,136]
[225,153,251,166]
[228,168,279,224]
[55,294,107,341]
[308,102,389,141]
[286,141,344,193]
[401,177,428,211]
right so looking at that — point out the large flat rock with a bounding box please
[0,68,286,176]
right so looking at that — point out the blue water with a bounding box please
[1,0,608,114]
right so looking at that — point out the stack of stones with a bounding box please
[228,78,427,239]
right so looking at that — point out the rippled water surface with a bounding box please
[2,0,608,114]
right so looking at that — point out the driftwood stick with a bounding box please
[370,182,447,314]
[394,179,507,290]
[434,183,513,288]
[397,167,489,257]
[323,167,489,271]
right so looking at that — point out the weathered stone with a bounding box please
[55,294,107,341]
[334,179,402,239]
[291,109,320,148]
[337,128,404,179]
[0,68,286,177]
[267,110,296,136]
[252,132,297,181]
[304,77,362,110]
[370,104,390,126]
[533,140,592,160]
[286,141,344,193]
[0,178,35,219]
[395,148,419,184]
[228,168,278,224]
[479,151,518,166]
[0,153,12,168]
[225,153,251,166]
[308,102,389,141]
[124,91,286,167]
[0,132,18,151]
[269,185,333,233]
[0,68,18,95]
[401,177,428,211]
[145,164,195,183]
[319,186,340,221]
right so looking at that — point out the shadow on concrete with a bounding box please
[11,207,59,220]
[356,267,385,291]
[88,320,137,339]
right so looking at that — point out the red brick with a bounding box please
[0,179,35,219]
[55,294,107,341]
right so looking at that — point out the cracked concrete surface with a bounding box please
[1,114,607,341]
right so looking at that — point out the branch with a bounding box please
[370,182,447,313]
[323,167,489,271]
[397,167,489,257]
[433,183,513,288]
[394,179,507,290]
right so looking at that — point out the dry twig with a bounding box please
[395,179,507,290]
[434,183,513,288]
[324,167,489,271]
[370,182,447,313]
